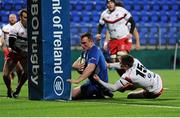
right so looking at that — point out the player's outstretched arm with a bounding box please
[93,74,121,92]
[107,62,121,69]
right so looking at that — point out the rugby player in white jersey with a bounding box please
[97,0,140,61]
[0,28,3,48]
[2,13,23,83]
[96,0,140,76]
[93,55,163,99]
[102,2,140,53]
[2,14,17,47]
[3,9,27,98]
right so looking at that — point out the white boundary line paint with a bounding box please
[1,95,179,109]
[79,101,180,109]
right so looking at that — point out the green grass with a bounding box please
[0,70,180,117]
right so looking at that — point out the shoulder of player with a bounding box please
[90,45,99,51]
[2,24,8,29]
[10,22,22,32]
[13,21,21,28]
[88,45,100,55]
[116,6,125,10]
[101,9,109,16]
[116,6,130,13]
[2,24,12,33]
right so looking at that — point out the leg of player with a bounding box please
[15,62,24,83]
[71,83,106,100]
[10,71,15,81]
[127,90,146,99]
[13,58,27,98]
[128,89,163,99]
[143,90,163,99]
[71,86,82,100]
[102,88,114,98]
[3,60,17,98]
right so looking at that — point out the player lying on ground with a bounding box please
[93,55,163,99]
[67,32,113,99]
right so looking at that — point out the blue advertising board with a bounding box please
[28,0,71,100]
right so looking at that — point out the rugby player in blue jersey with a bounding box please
[67,32,113,99]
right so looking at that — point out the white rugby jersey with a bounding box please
[0,28,2,36]
[0,28,6,48]
[2,24,14,46]
[9,21,27,52]
[0,28,3,44]
[121,58,162,94]
[99,7,131,39]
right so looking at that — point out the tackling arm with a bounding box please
[94,74,135,92]
[107,62,121,69]
[98,79,125,92]
[9,36,22,53]
[98,79,120,92]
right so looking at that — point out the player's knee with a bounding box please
[117,51,128,59]
[3,71,10,79]
[3,73,9,80]
[110,54,117,62]
[16,66,24,74]
[16,69,23,76]
[21,72,28,80]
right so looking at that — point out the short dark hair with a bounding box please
[18,8,27,17]
[115,2,124,7]
[80,32,93,41]
[121,55,134,68]
[107,0,116,4]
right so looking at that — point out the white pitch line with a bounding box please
[122,103,180,109]
[80,101,180,109]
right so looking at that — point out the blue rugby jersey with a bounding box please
[83,45,108,83]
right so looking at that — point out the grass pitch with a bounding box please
[0,70,180,117]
